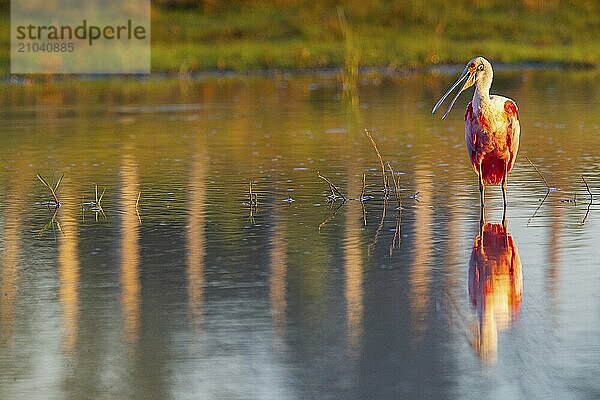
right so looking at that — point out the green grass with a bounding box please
[3,1,600,74]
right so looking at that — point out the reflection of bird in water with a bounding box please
[468,223,522,363]
[432,57,520,221]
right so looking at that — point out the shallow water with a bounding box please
[0,71,599,399]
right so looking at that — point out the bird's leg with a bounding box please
[479,213,484,237]
[478,162,485,225]
[478,162,485,207]
[501,162,508,210]
[501,161,508,228]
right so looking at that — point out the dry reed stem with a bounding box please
[360,173,367,202]
[527,190,549,225]
[389,214,401,257]
[582,176,592,201]
[94,185,106,206]
[319,201,344,232]
[525,156,550,189]
[317,171,347,201]
[368,197,387,255]
[364,129,388,194]
[135,191,142,224]
[38,207,63,238]
[362,201,367,226]
[248,181,258,224]
[37,173,63,206]
[249,181,258,206]
[386,163,401,210]
[582,175,593,224]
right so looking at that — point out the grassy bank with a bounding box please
[2,1,600,74]
[150,1,600,72]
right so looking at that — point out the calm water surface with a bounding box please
[0,71,599,399]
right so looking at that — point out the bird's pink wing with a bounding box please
[464,101,479,170]
[504,100,520,173]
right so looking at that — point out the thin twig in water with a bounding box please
[560,194,577,204]
[81,195,85,223]
[248,181,258,223]
[95,185,106,207]
[389,211,402,257]
[319,201,345,232]
[360,173,367,202]
[387,163,402,256]
[528,190,550,225]
[582,201,592,225]
[368,197,387,255]
[135,191,142,223]
[91,185,107,221]
[96,207,107,222]
[249,181,259,206]
[525,156,550,190]
[38,207,63,238]
[37,173,63,207]
[582,175,593,224]
[409,192,421,202]
[525,157,563,224]
[386,163,402,210]
[582,175,592,202]
[361,201,367,226]
[317,171,347,201]
[365,129,388,195]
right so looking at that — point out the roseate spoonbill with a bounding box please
[432,57,520,216]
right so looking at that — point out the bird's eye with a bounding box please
[477,64,484,71]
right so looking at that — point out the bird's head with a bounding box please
[432,56,493,119]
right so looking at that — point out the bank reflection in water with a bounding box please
[344,200,363,352]
[269,210,287,344]
[58,181,80,352]
[408,164,433,342]
[1,169,30,344]
[468,223,523,363]
[187,151,206,337]
[121,154,141,344]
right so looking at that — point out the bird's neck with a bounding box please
[473,84,491,111]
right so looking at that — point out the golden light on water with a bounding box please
[408,164,433,342]
[0,72,597,398]
[121,153,141,344]
[187,150,207,336]
[0,169,29,344]
[58,181,80,352]
[269,211,287,343]
[344,198,364,352]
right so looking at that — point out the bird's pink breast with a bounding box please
[480,154,505,185]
